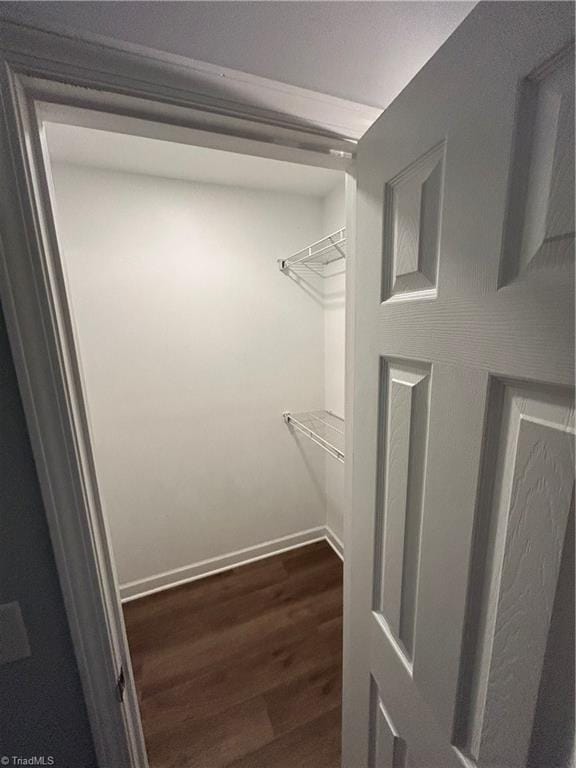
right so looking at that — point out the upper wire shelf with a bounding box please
[278,228,346,273]
[283,410,344,463]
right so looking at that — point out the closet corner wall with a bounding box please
[322,181,347,555]
[280,178,347,554]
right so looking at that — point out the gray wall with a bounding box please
[0,1,474,109]
[0,304,96,766]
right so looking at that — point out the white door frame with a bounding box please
[0,20,361,767]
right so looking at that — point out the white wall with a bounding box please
[322,181,346,544]
[51,164,331,589]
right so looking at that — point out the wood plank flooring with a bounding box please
[123,540,343,768]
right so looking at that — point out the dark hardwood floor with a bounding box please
[123,540,343,768]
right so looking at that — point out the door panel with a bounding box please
[376,358,431,663]
[501,44,574,282]
[344,3,575,767]
[411,365,489,740]
[461,384,574,768]
[382,142,445,301]
[372,691,408,768]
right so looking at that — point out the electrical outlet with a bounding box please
[0,602,31,665]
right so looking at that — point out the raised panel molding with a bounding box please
[382,142,445,302]
[370,680,408,768]
[375,359,431,663]
[453,381,575,768]
[501,44,575,284]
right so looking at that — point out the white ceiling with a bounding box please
[45,122,344,196]
[1,1,475,109]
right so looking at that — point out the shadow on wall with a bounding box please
[0,304,96,765]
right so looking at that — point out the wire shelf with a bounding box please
[283,410,344,463]
[279,228,346,273]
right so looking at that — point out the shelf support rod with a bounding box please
[283,411,345,463]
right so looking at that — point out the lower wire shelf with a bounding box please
[283,410,344,463]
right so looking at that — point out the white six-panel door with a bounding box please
[343,3,574,767]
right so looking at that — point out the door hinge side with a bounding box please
[116,666,126,703]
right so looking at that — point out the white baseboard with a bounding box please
[120,526,338,602]
[324,526,344,561]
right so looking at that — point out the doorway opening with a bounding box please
[42,119,348,767]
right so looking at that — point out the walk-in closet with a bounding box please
[44,120,349,767]
[2,5,574,768]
